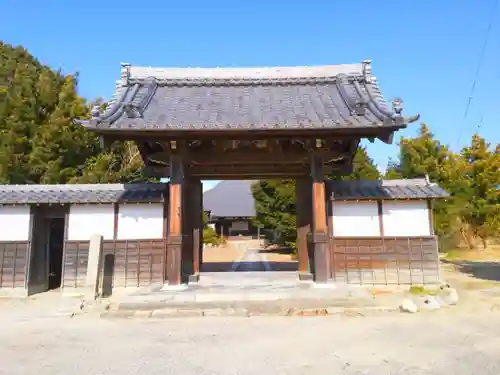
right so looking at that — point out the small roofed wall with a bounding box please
[67,203,164,240]
[329,199,439,285]
[63,202,166,290]
[332,200,431,237]
[0,206,31,241]
[68,205,115,240]
[0,206,31,289]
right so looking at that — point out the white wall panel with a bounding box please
[117,204,164,240]
[68,204,114,240]
[382,200,431,237]
[0,206,30,241]
[332,201,380,237]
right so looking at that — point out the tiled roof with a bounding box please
[0,184,168,204]
[328,179,449,200]
[80,61,419,132]
[203,180,256,218]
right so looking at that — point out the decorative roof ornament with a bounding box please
[90,104,102,119]
[392,97,404,116]
[123,103,143,119]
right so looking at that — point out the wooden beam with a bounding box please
[144,164,352,179]
[187,148,348,165]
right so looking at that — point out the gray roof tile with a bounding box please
[203,180,256,218]
[328,179,449,200]
[82,61,419,132]
[0,184,167,204]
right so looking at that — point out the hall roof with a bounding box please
[80,61,419,133]
[203,180,256,218]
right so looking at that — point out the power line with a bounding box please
[456,0,499,147]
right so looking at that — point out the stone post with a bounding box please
[85,234,104,301]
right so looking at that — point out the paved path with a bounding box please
[202,240,297,272]
[1,308,500,374]
[230,244,272,271]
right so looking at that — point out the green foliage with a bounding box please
[338,147,381,181]
[202,212,225,246]
[0,41,148,184]
[251,179,297,247]
[386,124,500,249]
[454,135,500,247]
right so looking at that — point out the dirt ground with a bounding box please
[2,242,500,374]
[1,292,500,375]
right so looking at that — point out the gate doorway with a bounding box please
[47,217,65,290]
[28,206,67,295]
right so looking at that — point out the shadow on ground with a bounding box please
[442,259,500,282]
[257,247,295,255]
[201,261,298,272]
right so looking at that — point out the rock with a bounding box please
[416,295,441,311]
[400,298,418,313]
[439,287,459,306]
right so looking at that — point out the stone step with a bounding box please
[102,304,399,319]
[102,296,400,319]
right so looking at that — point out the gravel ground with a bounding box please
[1,306,499,375]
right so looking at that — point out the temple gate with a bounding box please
[80,61,420,285]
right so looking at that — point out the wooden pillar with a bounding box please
[308,154,330,283]
[166,155,184,286]
[191,179,203,282]
[296,177,313,281]
[181,180,194,281]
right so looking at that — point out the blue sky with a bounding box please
[2,0,499,191]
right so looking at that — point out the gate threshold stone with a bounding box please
[103,297,400,319]
[101,272,404,318]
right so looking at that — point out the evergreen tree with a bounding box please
[342,147,380,180]
[0,41,148,184]
[252,179,297,247]
[455,135,500,247]
[29,75,99,183]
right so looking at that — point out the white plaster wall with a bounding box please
[332,201,380,237]
[68,204,114,240]
[117,204,164,240]
[0,206,31,241]
[382,200,431,237]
